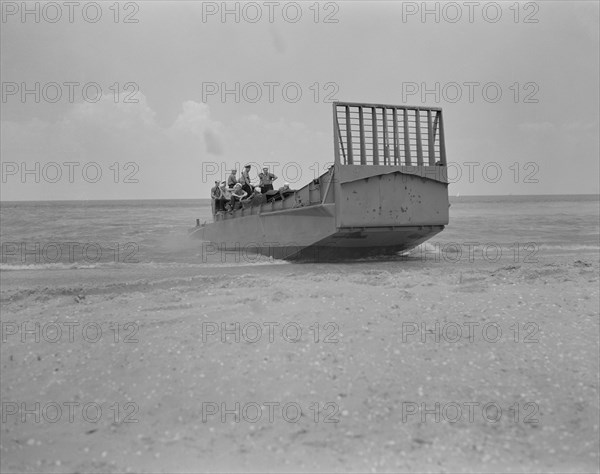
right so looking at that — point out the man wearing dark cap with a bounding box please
[210,180,222,213]
[240,164,253,196]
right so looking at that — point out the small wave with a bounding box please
[538,244,599,251]
[186,259,290,268]
[407,242,599,254]
[0,258,290,272]
[402,242,439,256]
[0,262,102,271]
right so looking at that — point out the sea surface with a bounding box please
[1,195,598,270]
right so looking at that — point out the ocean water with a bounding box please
[0,195,598,270]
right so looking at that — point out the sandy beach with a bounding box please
[1,252,598,473]
[2,0,599,470]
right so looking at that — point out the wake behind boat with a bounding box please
[190,101,450,261]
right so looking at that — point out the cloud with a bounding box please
[167,100,225,157]
[562,120,599,133]
[518,122,555,133]
[1,94,226,200]
[1,93,331,200]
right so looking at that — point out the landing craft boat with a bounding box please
[190,101,450,261]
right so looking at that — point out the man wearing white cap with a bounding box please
[259,167,277,192]
[227,169,237,189]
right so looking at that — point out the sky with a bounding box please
[1,0,598,200]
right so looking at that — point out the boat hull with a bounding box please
[199,226,444,261]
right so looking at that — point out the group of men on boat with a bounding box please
[210,165,291,214]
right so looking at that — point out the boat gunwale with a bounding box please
[333,100,444,112]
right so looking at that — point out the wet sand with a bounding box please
[1,253,599,473]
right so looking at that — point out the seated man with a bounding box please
[227,169,238,188]
[252,187,267,205]
[218,181,231,211]
[266,182,294,203]
[242,186,267,208]
[230,183,248,210]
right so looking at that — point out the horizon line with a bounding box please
[1,193,599,203]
